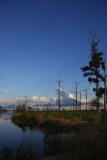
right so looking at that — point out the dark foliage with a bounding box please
[15,103,32,111]
[80,34,105,111]
[0,105,2,111]
[1,144,38,160]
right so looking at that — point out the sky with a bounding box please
[0,0,107,106]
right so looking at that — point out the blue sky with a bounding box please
[0,0,107,101]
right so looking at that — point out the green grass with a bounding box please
[12,110,103,133]
[7,110,107,159]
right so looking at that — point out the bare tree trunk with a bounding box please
[97,95,100,113]
[96,76,100,113]
[104,59,106,112]
[76,85,77,111]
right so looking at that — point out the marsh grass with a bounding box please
[43,121,107,160]
[12,110,102,133]
[10,111,107,159]
[1,144,38,160]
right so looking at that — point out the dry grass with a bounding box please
[44,121,107,160]
[12,110,105,133]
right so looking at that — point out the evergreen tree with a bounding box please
[81,34,105,112]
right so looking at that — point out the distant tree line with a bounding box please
[15,103,32,111]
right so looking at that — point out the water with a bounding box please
[0,111,45,158]
[0,111,72,158]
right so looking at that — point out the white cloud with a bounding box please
[68,93,75,99]
[32,96,49,102]
[78,98,89,103]
[60,90,75,99]
[0,96,56,107]
[0,89,89,108]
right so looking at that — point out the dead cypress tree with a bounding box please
[80,34,105,113]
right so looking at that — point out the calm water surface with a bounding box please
[0,111,72,158]
[0,111,45,157]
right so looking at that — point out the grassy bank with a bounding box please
[12,110,102,132]
[5,111,107,159]
[43,122,107,160]
[0,109,7,113]
[1,120,107,160]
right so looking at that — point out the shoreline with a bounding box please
[12,110,101,133]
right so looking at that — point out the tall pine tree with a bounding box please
[81,34,105,113]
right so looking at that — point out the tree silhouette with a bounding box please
[81,34,105,113]
[0,105,2,111]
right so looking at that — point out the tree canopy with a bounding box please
[81,34,105,112]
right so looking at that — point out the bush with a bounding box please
[1,144,38,160]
